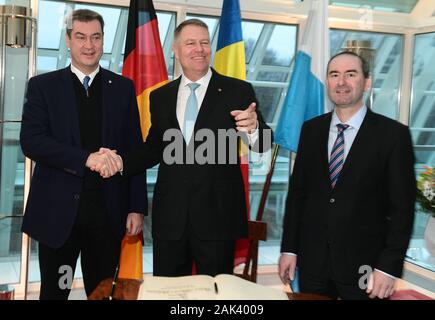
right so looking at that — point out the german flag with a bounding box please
[118,0,168,280]
[214,0,249,267]
[122,0,168,140]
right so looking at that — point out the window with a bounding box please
[36,0,176,77]
[0,46,29,285]
[330,29,404,120]
[408,32,435,272]
[329,0,418,13]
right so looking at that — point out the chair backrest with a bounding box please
[235,220,267,283]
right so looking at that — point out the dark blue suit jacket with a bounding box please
[20,67,147,248]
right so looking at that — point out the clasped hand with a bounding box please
[85,148,122,178]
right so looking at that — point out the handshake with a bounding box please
[85,147,123,178]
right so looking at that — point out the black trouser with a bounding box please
[299,268,371,300]
[38,190,120,300]
[153,222,235,277]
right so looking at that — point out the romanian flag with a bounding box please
[119,0,168,280]
[214,0,249,267]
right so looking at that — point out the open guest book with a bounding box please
[138,274,288,300]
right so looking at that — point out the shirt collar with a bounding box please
[331,105,367,131]
[180,68,212,90]
[70,64,100,86]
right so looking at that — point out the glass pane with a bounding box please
[1,0,30,5]
[0,39,28,286]
[0,122,25,285]
[156,12,172,46]
[74,3,120,54]
[186,15,218,39]
[407,32,435,272]
[329,0,418,13]
[242,21,264,63]
[330,29,403,120]
[253,86,283,123]
[261,24,297,67]
[37,0,65,49]
[256,71,288,82]
[99,58,110,69]
[37,56,57,73]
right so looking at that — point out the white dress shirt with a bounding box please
[328,105,367,162]
[176,68,258,144]
[70,64,100,86]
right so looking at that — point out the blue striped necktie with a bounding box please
[83,76,90,98]
[329,123,349,188]
[183,83,200,143]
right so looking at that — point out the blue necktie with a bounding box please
[83,76,90,97]
[183,83,200,143]
[329,123,349,188]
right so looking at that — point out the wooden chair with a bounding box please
[235,220,267,283]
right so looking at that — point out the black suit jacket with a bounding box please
[123,69,272,241]
[281,110,416,283]
[20,67,147,248]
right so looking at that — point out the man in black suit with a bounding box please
[95,19,272,277]
[278,52,415,299]
[20,9,147,299]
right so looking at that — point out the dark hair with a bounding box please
[327,51,370,79]
[65,9,104,38]
[174,18,209,41]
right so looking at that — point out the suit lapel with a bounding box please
[320,113,333,183]
[334,110,376,189]
[60,68,81,147]
[194,71,222,132]
[101,69,114,146]
[168,77,182,131]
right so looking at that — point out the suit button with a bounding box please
[329,198,335,203]
[74,194,80,200]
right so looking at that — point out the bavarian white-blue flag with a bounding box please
[275,0,329,152]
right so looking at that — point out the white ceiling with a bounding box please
[82,0,435,30]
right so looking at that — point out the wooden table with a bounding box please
[88,278,331,300]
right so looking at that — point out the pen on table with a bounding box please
[109,264,119,300]
[214,282,219,294]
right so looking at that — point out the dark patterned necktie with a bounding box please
[329,123,349,188]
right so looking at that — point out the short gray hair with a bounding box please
[174,18,209,41]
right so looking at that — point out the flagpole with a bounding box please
[243,144,280,277]
[255,144,280,222]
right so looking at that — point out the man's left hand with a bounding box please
[366,270,396,299]
[126,212,144,236]
[230,102,257,133]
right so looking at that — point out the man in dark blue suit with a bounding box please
[20,9,147,299]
